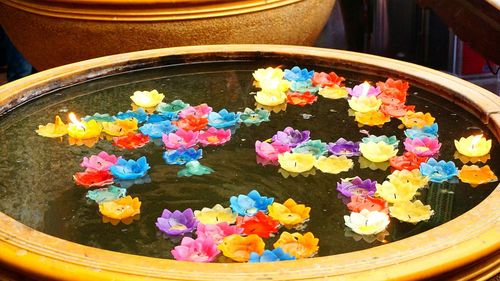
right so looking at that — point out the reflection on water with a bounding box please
[0,60,498,259]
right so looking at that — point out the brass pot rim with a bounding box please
[0,45,499,281]
[0,0,307,21]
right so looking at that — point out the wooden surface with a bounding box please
[0,45,499,281]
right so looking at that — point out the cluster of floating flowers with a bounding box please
[36,90,273,225]
[155,190,318,263]
[36,90,272,178]
[252,66,497,239]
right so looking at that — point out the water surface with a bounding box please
[0,60,497,259]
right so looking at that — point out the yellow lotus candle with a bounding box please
[359,142,398,162]
[35,115,68,138]
[67,112,102,139]
[348,96,382,112]
[278,152,315,173]
[454,134,491,157]
[254,91,287,106]
[130,89,165,108]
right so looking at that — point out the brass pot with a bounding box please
[0,45,499,280]
[0,0,335,70]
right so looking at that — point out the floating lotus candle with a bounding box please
[156,99,190,113]
[73,170,114,188]
[240,212,279,238]
[139,120,177,138]
[376,78,409,97]
[348,81,380,97]
[130,89,165,108]
[327,138,360,157]
[267,198,310,227]
[109,156,150,180]
[399,111,435,129]
[254,91,287,106]
[249,247,296,263]
[196,222,243,244]
[86,185,127,204]
[36,115,68,138]
[194,204,238,225]
[336,177,377,197]
[403,137,441,157]
[284,66,314,82]
[207,109,240,129]
[101,118,138,136]
[238,108,270,126]
[314,155,353,174]
[67,113,102,139]
[347,195,388,214]
[272,127,310,148]
[380,103,415,118]
[278,152,316,173]
[359,142,398,162]
[163,147,203,165]
[318,85,349,99]
[286,91,317,106]
[387,169,429,189]
[171,237,220,262]
[81,151,120,171]
[354,111,391,127]
[292,140,328,158]
[156,208,198,236]
[311,71,345,87]
[273,232,319,259]
[389,152,428,171]
[112,132,149,149]
[404,123,439,139]
[179,104,212,119]
[229,190,274,216]
[454,134,492,157]
[344,209,390,235]
[174,115,208,131]
[348,96,382,113]
[162,128,199,149]
[458,165,497,187]
[177,160,214,177]
[253,67,284,84]
[389,200,434,224]
[98,195,141,220]
[376,179,420,203]
[419,158,458,183]
[218,234,265,262]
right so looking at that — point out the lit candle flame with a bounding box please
[68,112,85,130]
[470,134,483,149]
[360,81,370,97]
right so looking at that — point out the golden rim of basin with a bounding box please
[0,45,499,280]
[1,0,309,20]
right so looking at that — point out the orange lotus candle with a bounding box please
[67,112,102,139]
[454,134,491,157]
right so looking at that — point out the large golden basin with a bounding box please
[0,0,335,70]
[0,45,499,280]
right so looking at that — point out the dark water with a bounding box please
[0,60,498,260]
